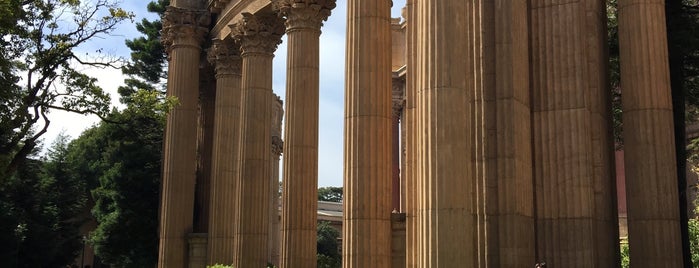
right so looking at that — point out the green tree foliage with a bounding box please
[0,135,89,267]
[0,0,133,177]
[118,0,169,103]
[73,91,172,267]
[317,221,341,268]
[318,186,343,203]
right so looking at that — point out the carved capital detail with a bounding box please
[272,136,284,156]
[207,39,242,76]
[209,0,231,13]
[161,7,211,55]
[272,0,336,31]
[392,77,405,119]
[230,12,285,56]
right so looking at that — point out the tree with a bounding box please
[318,186,343,203]
[0,0,133,176]
[0,134,88,267]
[317,221,341,268]
[117,0,169,103]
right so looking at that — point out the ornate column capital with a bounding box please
[230,12,285,56]
[161,6,211,54]
[272,136,284,157]
[392,77,405,119]
[207,39,242,76]
[208,0,231,13]
[272,0,336,32]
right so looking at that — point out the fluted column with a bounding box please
[344,0,393,267]
[392,77,404,211]
[530,1,595,266]
[618,0,683,266]
[492,0,536,266]
[402,1,417,266]
[272,1,335,267]
[158,7,209,268]
[585,0,620,266]
[269,95,284,267]
[230,12,285,268]
[206,38,243,265]
[416,1,477,266]
[194,62,215,233]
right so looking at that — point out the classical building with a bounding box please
[158,0,683,267]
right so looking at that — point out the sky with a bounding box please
[45,0,407,187]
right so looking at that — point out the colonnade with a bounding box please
[158,0,684,267]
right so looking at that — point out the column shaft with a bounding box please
[206,39,243,265]
[158,7,209,268]
[274,1,335,267]
[618,0,683,266]
[344,0,393,267]
[416,1,477,266]
[585,0,620,266]
[530,1,595,266]
[231,13,284,268]
[270,96,283,267]
[402,0,417,266]
[493,0,536,266]
[194,64,215,233]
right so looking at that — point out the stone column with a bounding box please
[529,1,595,266]
[272,1,335,267]
[270,95,283,267]
[402,1,417,266]
[585,0,620,266]
[618,0,683,266]
[206,38,243,265]
[158,7,209,268]
[492,0,536,266]
[194,62,215,233]
[392,77,404,211]
[344,0,393,267]
[188,233,208,268]
[415,1,477,266]
[230,12,284,268]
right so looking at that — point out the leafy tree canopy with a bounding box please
[318,186,343,203]
[0,0,133,177]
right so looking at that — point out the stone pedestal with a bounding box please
[273,1,336,267]
[231,12,285,268]
[158,7,209,268]
[618,0,683,266]
[206,38,242,265]
[188,233,208,268]
[343,1,393,267]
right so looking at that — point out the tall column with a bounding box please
[416,1,477,266]
[530,1,595,266]
[493,0,535,266]
[272,1,335,267]
[618,0,683,266]
[402,1,417,266]
[194,62,215,233]
[585,0,620,266]
[392,77,404,211]
[158,6,209,268]
[269,95,284,267]
[344,0,393,267]
[269,94,284,267]
[231,12,284,268]
[206,38,243,265]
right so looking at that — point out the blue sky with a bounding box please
[48,0,406,187]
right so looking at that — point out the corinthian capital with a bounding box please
[161,6,211,53]
[230,12,285,56]
[272,0,337,31]
[207,38,242,76]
